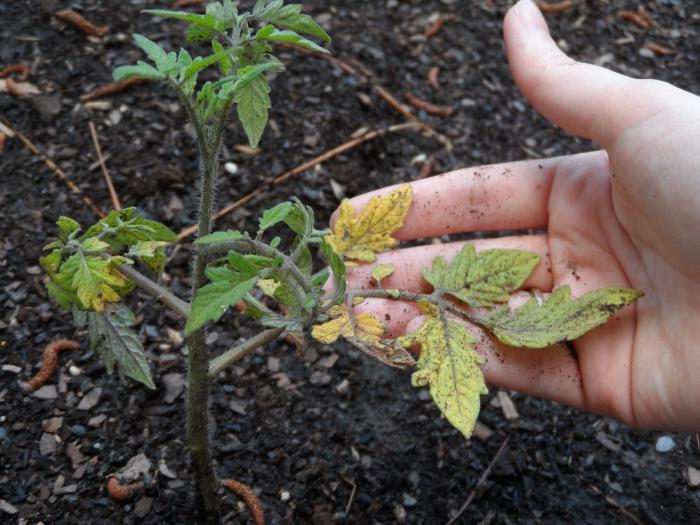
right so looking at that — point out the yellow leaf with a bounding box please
[371,263,395,283]
[397,311,487,438]
[324,185,412,262]
[257,278,280,297]
[311,304,415,369]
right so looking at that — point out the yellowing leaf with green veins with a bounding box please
[311,305,415,369]
[324,185,412,262]
[257,278,280,297]
[422,244,540,308]
[59,254,132,311]
[397,304,487,439]
[484,285,643,348]
[371,263,395,283]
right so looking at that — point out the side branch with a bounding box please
[208,328,284,377]
[118,264,190,318]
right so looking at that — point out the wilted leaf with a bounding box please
[397,302,487,438]
[325,185,412,262]
[311,305,415,368]
[484,285,643,348]
[86,305,155,389]
[371,263,394,283]
[423,244,540,308]
[59,254,131,311]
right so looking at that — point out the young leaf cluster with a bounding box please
[112,0,330,147]
[39,209,176,312]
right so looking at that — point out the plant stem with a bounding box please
[181,89,222,524]
[208,327,284,378]
[117,264,190,318]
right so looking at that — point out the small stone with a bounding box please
[309,371,332,386]
[224,162,238,174]
[687,466,700,487]
[0,427,6,441]
[639,47,655,59]
[0,499,18,515]
[33,385,58,400]
[280,490,290,502]
[162,373,185,404]
[118,453,151,483]
[77,387,102,410]
[158,459,178,479]
[88,414,107,427]
[335,379,350,395]
[166,327,183,347]
[497,390,519,420]
[318,354,339,369]
[70,424,86,437]
[408,471,420,487]
[108,109,122,125]
[65,442,86,468]
[42,417,63,434]
[655,435,676,453]
[1,364,21,374]
[393,504,407,523]
[402,493,417,507]
[472,422,493,442]
[39,432,58,455]
[229,399,247,416]
[134,496,153,518]
[267,356,280,373]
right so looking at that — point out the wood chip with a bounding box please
[65,442,87,469]
[33,385,58,400]
[42,416,63,434]
[642,41,675,56]
[77,387,102,410]
[0,500,18,515]
[55,9,109,37]
[617,9,654,29]
[427,66,440,91]
[496,391,519,420]
[162,373,185,404]
[80,78,145,102]
[472,421,494,441]
[0,78,40,98]
[404,92,453,118]
[39,432,58,455]
[687,466,700,487]
[535,1,574,13]
[425,15,455,38]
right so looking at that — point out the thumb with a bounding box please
[504,0,652,147]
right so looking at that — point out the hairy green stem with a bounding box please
[208,327,284,378]
[180,89,222,524]
[116,264,190,318]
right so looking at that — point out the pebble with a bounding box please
[280,490,291,502]
[39,432,58,455]
[393,504,407,523]
[0,427,6,441]
[224,161,238,174]
[639,47,656,59]
[88,414,107,427]
[1,364,21,374]
[77,387,102,410]
[70,424,86,437]
[335,378,350,395]
[687,466,700,487]
[655,435,676,453]
[402,493,417,507]
[33,385,58,400]
[42,417,63,434]
[0,499,18,515]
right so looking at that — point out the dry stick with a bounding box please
[283,45,453,150]
[0,63,30,79]
[89,121,121,210]
[176,122,418,240]
[0,117,105,217]
[55,9,110,37]
[535,0,574,13]
[222,479,265,525]
[445,436,510,525]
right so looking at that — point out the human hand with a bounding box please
[340,0,700,433]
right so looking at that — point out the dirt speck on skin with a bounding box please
[1,0,698,523]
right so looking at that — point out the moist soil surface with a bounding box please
[2,0,700,523]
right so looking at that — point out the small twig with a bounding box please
[81,78,146,103]
[341,476,357,516]
[117,264,190,318]
[446,436,510,525]
[427,66,440,91]
[209,328,284,378]
[89,121,121,210]
[106,478,143,501]
[28,339,81,391]
[55,9,110,37]
[642,41,675,56]
[588,484,644,525]
[222,479,265,525]
[0,132,6,154]
[176,123,418,240]
[0,117,104,217]
[404,92,454,118]
[535,0,574,14]
[4,78,29,99]
[425,15,455,38]
[0,63,30,79]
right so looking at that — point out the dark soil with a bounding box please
[2,0,700,523]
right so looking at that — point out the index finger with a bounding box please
[335,156,562,240]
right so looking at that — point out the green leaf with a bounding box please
[186,277,257,335]
[183,47,237,82]
[255,3,330,42]
[257,24,329,53]
[81,208,176,252]
[60,253,131,311]
[57,216,81,241]
[39,249,62,276]
[484,286,643,348]
[211,39,232,75]
[132,34,168,66]
[310,268,330,288]
[259,201,292,233]
[126,240,169,275]
[227,251,259,278]
[235,74,271,148]
[422,244,540,308]
[195,230,244,245]
[143,9,224,30]
[113,62,164,81]
[80,237,110,254]
[321,241,346,302]
[86,305,155,389]
[397,303,487,439]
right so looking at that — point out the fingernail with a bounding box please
[512,0,549,33]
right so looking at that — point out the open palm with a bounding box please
[342,1,700,433]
